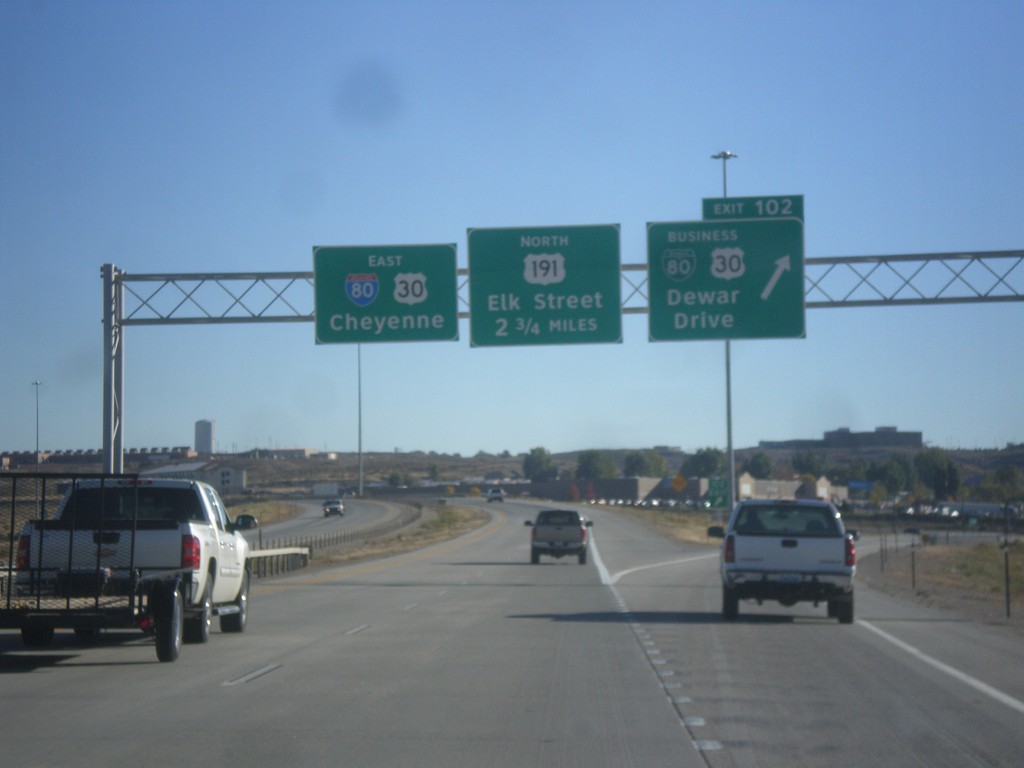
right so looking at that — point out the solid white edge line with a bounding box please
[589,532,613,586]
[859,620,1024,716]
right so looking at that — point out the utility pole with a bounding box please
[711,151,738,510]
[32,379,42,512]
[357,344,364,497]
[32,380,43,466]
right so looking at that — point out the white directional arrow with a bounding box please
[761,255,791,300]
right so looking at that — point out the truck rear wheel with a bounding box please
[834,592,855,625]
[220,569,249,633]
[578,550,587,565]
[155,584,183,662]
[530,549,540,564]
[722,585,739,620]
[184,580,212,644]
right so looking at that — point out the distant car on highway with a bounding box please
[486,488,505,502]
[323,499,345,517]
[526,508,592,564]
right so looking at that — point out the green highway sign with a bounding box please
[708,476,729,508]
[647,218,805,341]
[468,224,621,347]
[313,244,458,344]
[702,194,804,222]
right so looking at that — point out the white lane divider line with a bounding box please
[591,536,727,755]
[345,624,370,635]
[860,620,1024,716]
[609,553,718,585]
[694,740,723,751]
[223,663,282,687]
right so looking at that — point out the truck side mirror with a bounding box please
[524,520,534,527]
[707,525,725,539]
[233,514,259,531]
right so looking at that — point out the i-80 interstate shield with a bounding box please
[345,273,379,307]
[661,249,697,283]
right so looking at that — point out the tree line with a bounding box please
[523,447,666,483]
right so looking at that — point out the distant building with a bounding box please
[195,420,215,454]
[259,448,318,460]
[738,473,847,503]
[822,426,922,449]
[759,426,923,451]
[141,461,246,493]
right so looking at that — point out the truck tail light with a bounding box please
[580,526,588,542]
[16,533,30,569]
[845,536,856,567]
[181,535,202,570]
[724,534,736,564]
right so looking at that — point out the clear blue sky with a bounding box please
[2,0,1022,458]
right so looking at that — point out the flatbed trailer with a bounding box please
[1,472,248,661]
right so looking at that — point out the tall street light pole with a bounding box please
[32,379,42,512]
[710,152,738,511]
[357,344,364,497]
[32,380,42,466]
[712,150,737,196]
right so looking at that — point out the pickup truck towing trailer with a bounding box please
[525,509,593,564]
[708,499,857,623]
[1,473,257,661]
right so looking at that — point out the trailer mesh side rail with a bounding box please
[1,473,152,628]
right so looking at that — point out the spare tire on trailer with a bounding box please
[154,580,184,663]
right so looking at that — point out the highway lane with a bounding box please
[242,496,402,547]
[592,505,1024,767]
[2,499,1023,767]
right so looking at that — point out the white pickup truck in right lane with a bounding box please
[708,498,857,623]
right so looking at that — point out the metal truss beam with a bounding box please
[101,250,1022,469]
[112,250,1022,326]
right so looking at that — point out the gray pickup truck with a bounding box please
[525,509,592,565]
[708,499,857,623]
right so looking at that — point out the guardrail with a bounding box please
[247,547,309,578]
[245,503,422,579]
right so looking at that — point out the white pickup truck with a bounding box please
[708,499,857,623]
[3,475,256,661]
[525,508,593,564]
